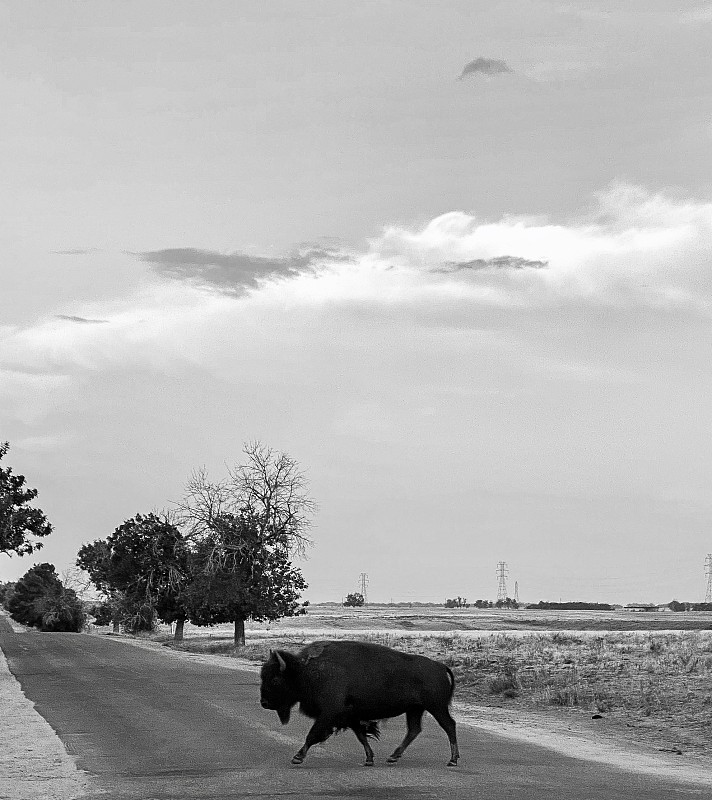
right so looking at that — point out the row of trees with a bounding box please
[444,597,520,609]
[77,443,314,645]
[667,601,712,612]
[531,601,614,611]
[1,440,315,646]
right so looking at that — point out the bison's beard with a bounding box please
[277,706,292,725]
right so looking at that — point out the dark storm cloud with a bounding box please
[458,58,512,79]
[137,247,352,292]
[55,315,109,324]
[433,256,548,273]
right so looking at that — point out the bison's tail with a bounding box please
[446,666,456,704]
[363,721,381,740]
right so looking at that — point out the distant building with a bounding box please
[625,603,657,612]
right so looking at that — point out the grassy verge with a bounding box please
[164,629,712,753]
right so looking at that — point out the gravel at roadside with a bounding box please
[0,613,88,800]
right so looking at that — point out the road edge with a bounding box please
[0,613,90,800]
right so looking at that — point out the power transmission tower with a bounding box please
[705,555,712,603]
[514,581,520,604]
[496,561,509,602]
[358,572,369,605]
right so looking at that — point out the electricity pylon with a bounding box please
[496,562,509,602]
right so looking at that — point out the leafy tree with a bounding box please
[77,513,191,638]
[7,562,84,632]
[75,540,124,631]
[184,510,308,645]
[88,601,115,626]
[344,592,365,607]
[445,596,469,608]
[177,443,314,646]
[0,442,53,556]
[0,581,16,608]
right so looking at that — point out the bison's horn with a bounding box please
[275,651,287,673]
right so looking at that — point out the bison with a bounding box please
[259,640,459,767]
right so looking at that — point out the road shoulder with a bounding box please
[0,613,89,800]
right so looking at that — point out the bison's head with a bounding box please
[260,649,299,725]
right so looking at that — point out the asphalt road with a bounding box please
[0,620,706,800]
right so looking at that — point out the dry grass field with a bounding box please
[150,605,712,757]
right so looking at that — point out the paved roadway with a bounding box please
[0,619,706,800]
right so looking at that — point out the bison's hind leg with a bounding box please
[386,707,424,764]
[429,705,459,766]
[350,723,376,766]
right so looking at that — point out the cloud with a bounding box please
[458,58,512,80]
[679,5,712,23]
[434,256,548,273]
[137,246,353,293]
[56,315,109,324]
[3,183,712,396]
[367,185,712,313]
[50,249,98,255]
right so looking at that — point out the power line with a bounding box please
[496,561,508,602]
[358,572,369,605]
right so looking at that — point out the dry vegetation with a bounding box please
[154,606,712,756]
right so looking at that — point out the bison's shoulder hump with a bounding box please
[299,641,329,663]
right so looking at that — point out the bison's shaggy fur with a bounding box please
[260,639,459,766]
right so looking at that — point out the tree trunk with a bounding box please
[174,619,185,642]
[234,617,246,648]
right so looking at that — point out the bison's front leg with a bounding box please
[291,716,336,765]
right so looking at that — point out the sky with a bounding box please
[2,1,712,604]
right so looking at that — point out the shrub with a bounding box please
[8,563,85,632]
[487,667,521,698]
[38,592,85,632]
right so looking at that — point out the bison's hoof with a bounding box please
[363,761,374,767]
[291,756,304,765]
[386,756,399,764]
[447,760,458,767]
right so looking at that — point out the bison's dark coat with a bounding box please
[260,640,459,766]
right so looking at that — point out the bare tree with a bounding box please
[227,441,316,556]
[177,442,316,570]
[60,566,94,601]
